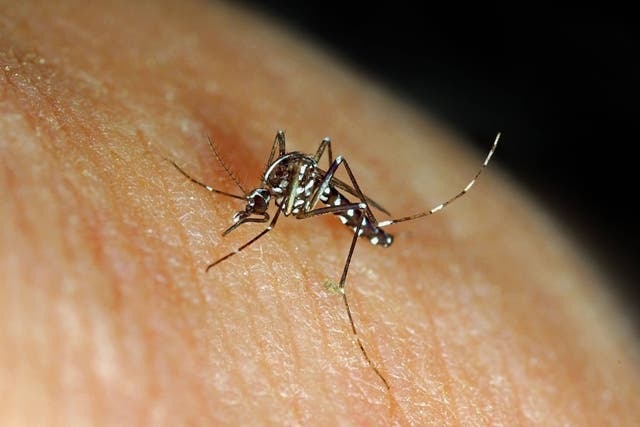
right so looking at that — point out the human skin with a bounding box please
[1,1,638,425]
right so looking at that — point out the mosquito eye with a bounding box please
[253,194,268,212]
[246,189,270,214]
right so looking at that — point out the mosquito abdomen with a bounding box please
[321,186,393,247]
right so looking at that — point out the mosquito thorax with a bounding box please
[263,152,318,195]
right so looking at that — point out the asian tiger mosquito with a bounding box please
[170,130,500,390]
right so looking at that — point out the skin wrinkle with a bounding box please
[359,256,413,390]
[344,287,407,424]
[444,271,508,424]
[497,219,611,424]
[249,273,284,422]
[11,6,215,424]
[362,266,415,425]
[310,290,346,417]
[12,51,91,148]
[425,263,510,419]
[202,268,239,412]
[377,248,452,422]
[164,162,206,304]
[92,196,136,419]
[295,267,331,420]
[268,243,330,423]
[192,183,250,418]
[338,290,382,398]
[279,218,370,420]
[259,287,289,424]
[20,145,92,424]
[223,258,273,419]
[206,277,241,418]
[159,162,217,424]
[345,283,392,394]
[456,262,521,425]
[495,324,525,425]
[267,264,306,421]
[424,309,460,425]
[57,154,129,423]
[219,211,362,422]
[100,136,206,422]
[308,256,353,418]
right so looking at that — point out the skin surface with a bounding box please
[1,1,638,425]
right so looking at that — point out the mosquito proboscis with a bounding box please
[170,130,500,390]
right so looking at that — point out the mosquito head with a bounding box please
[241,188,271,216]
[223,188,271,235]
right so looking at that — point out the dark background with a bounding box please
[240,2,639,330]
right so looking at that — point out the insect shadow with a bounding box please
[170,130,500,390]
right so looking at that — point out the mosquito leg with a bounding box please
[298,202,367,219]
[299,198,391,388]
[222,212,269,236]
[260,131,288,185]
[307,156,378,226]
[267,130,287,168]
[312,137,389,215]
[206,206,282,272]
[169,160,245,200]
[378,133,500,227]
[313,136,333,166]
[340,219,391,390]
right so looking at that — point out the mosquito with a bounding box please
[170,130,500,390]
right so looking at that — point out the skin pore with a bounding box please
[1,1,638,425]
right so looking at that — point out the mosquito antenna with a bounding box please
[169,159,245,200]
[378,133,500,227]
[207,135,248,196]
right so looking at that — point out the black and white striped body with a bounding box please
[319,185,393,247]
[263,152,393,247]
